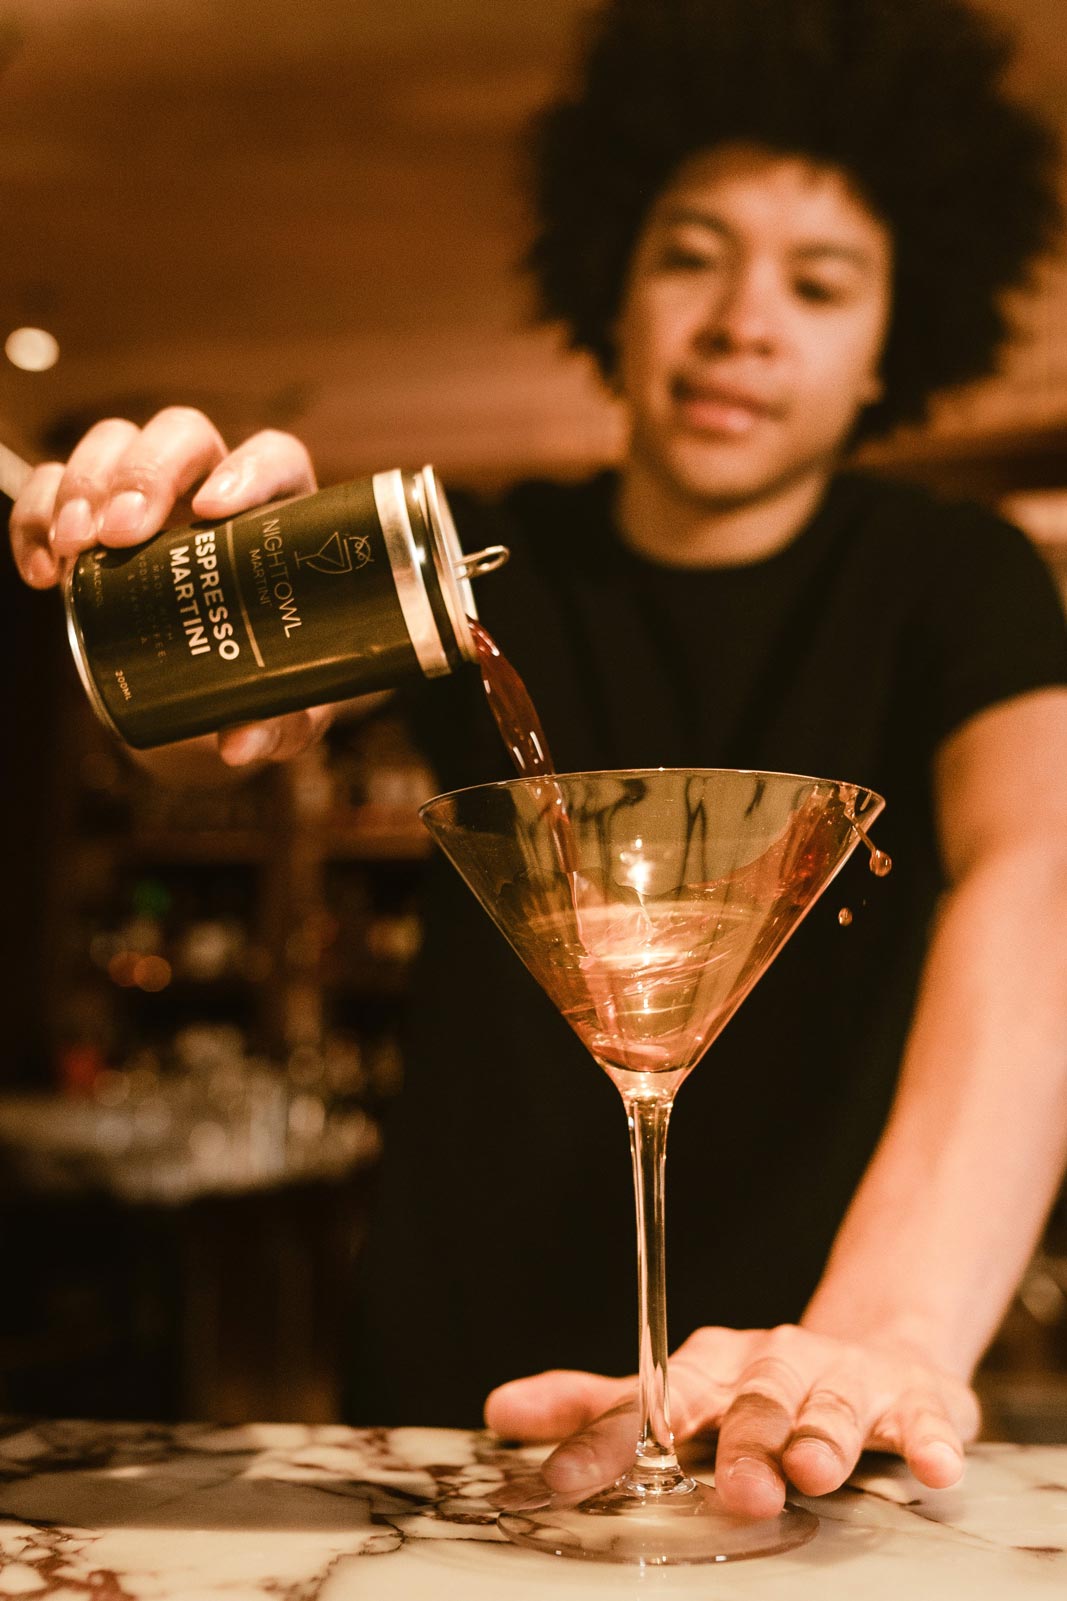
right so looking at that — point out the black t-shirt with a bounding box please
[345,469,1067,1427]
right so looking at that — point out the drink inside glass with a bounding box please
[420,764,884,1564]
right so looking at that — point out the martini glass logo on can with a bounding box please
[63,466,508,749]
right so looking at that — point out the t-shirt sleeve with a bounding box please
[913,504,1067,748]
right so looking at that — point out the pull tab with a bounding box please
[455,544,510,581]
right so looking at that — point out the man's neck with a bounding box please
[616,457,836,568]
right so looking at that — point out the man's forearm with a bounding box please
[802,842,1067,1378]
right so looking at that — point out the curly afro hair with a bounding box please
[526,0,1063,440]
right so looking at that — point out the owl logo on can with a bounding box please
[295,531,374,575]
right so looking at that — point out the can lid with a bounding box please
[373,469,453,677]
[418,466,481,663]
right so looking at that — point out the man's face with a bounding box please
[614,144,893,508]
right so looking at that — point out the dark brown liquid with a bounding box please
[469,617,890,901]
[469,617,577,883]
[469,618,557,779]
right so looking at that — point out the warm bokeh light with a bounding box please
[4,325,60,371]
[133,955,173,993]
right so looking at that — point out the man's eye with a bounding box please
[660,246,720,271]
[795,279,848,304]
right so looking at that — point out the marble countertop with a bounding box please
[0,1420,1064,1599]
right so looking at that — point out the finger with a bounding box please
[782,1382,869,1497]
[541,1399,638,1495]
[877,1390,967,1490]
[193,429,317,519]
[713,1344,813,1518]
[488,1474,554,1513]
[10,463,65,586]
[484,1368,632,1444]
[665,1325,749,1438]
[50,418,141,556]
[95,407,228,546]
[217,705,334,767]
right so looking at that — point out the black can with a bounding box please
[63,466,507,748]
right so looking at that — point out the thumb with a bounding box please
[485,1368,633,1444]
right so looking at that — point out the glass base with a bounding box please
[497,1476,818,1566]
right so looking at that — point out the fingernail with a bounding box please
[543,1444,600,1493]
[101,490,149,537]
[490,1476,551,1512]
[53,497,93,551]
[790,1438,838,1469]
[198,460,252,504]
[204,470,239,499]
[26,548,57,588]
[726,1456,777,1489]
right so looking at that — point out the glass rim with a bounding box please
[418,765,886,821]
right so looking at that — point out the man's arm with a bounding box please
[486,687,1067,1517]
[801,688,1067,1368]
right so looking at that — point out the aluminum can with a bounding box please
[63,466,506,748]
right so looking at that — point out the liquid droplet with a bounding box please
[868,849,892,878]
[838,907,853,927]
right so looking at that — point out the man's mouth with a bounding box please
[671,377,783,436]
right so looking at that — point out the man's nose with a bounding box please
[695,261,780,355]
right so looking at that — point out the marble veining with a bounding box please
[0,1420,1064,1599]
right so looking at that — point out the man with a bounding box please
[11,0,1067,1522]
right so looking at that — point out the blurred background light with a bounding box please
[5,326,60,372]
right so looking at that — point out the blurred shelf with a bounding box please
[322,960,414,998]
[114,813,429,866]
[320,812,430,861]
[124,831,270,865]
[976,1374,1067,1445]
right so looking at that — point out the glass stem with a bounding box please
[623,1093,689,1492]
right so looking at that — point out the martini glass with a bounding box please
[419,767,884,1565]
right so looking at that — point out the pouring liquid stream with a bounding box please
[466,615,891,1081]
[468,614,890,878]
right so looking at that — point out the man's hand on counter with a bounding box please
[484,1322,981,1520]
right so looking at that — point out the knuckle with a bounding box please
[12,465,61,528]
[146,406,227,459]
[244,428,313,468]
[682,1327,719,1361]
[29,459,64,494]
[56,469,109,506]
[804,1387,862,1431]
[79,416,138,447]
[788,1426,847,1460]
[9,505,37,543]
[729,1388,792,1428]
[747,1354,805,1393]
[109,459,166,497]
[92,415,139,438]
[152,404,212,432]
[248,427,301,452]
[64,417,139,471]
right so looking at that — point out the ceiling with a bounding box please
[1,0,1066,483]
